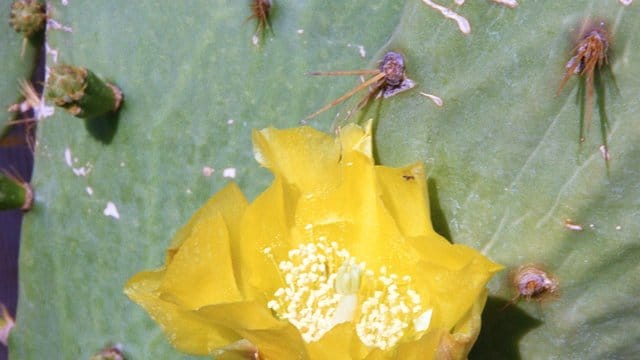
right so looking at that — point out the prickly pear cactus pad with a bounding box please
[10,1,640,360]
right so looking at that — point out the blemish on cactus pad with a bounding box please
[90,344,125,360]
[420,92,443,107]
[420,0,470,35]
[510,265,558,303]
[491,0,518,8]
[563,219,583,231]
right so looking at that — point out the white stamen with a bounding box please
[414,309,433,331]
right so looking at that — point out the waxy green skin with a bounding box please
[9,1,640,359]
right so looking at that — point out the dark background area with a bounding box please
[0,40,41,360]
[0,122,32,360]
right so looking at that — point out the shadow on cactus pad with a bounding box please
[470,297,543,360]
[83,110,120,144]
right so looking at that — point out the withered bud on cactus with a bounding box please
[0,304,16,347]
[45,65,123,119]
[0,171,33,212]
[90,345,126,360]
[510,264,558,303]
[9,0,46,38]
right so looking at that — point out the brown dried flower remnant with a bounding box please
[510,265,558,303]
[303,51,415,122]
[248,0,273,39]
[0,304,15,346]
[558,22,610,140]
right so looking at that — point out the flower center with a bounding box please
[265,238,432,350]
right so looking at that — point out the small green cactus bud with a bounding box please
[45,65,123,119]
[0,172,32,211]
[9,0,46,39]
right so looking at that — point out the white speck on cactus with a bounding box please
[103,202,120,219]
[223,167,236,179]
[202,166,215,177]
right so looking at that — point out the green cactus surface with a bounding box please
[10,1,640,359]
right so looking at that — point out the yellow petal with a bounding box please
[375,162,432,238]
[159,212,243,309]
[167,182,247,264]
[411,241,502,331]
[237,176,295,297]
[197,301,309,359]
[392,328,442,360]
[435,289,488,360]
[338,121,373,161]
[252,126,341,192]
[307,323,369,360]
[124,270,240,355]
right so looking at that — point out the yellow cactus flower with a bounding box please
[124,121,502,359]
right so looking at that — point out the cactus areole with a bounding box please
[9,0,46,38]
[378,51,416,98]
